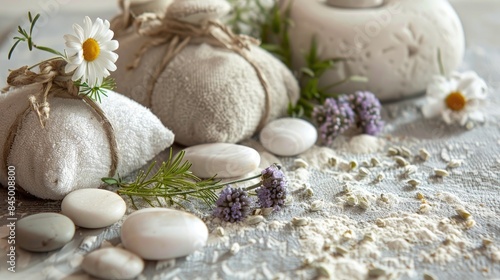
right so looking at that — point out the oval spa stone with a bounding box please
[17,213,75,252]
[82,247,145,280]
[61,189,126,228]
[181,143,261,178]
[260,118,317,156]
[121,208,209,260]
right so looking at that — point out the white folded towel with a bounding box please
[0,85,174,199]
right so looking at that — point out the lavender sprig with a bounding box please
[345,91,384,135]
[312,97,356,145]
[213,186,252,223]
[214,163,288,222]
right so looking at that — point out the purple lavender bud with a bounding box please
[312,97,356,144]
[347,91,384,135]
[257,164,288,210]
[213,185,251,223]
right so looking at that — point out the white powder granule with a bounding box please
[386,238,410,251]
[344,135,387,154]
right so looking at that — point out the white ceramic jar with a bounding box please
[286,0,465,101]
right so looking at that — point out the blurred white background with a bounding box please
[0,0,498,83]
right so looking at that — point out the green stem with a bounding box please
[118,173,263,198]
[244,182,263,191]
[34,45,65,57]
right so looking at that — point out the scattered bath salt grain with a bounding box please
[336,246,349,255]
[401,147,412,158]
[419,148,431,161]
[370,157,381,167]
[404,165,418,176]
[423,272,437,280]
[294,158,309,169]
[346,195,358,206]
[447,159,463,168]
[349,160,358,170]
[358,167,370,177]
[407,179,421,187]
[376,219,386,228]
[434,169,450,177]
[304,187,314,197]
[292,217,309,227]
[394,156,409,167]
[316,264,332,277]
[246,215,265,225]
[483,238,493,247]
[328,157,338,167]
[388,147,400,156]
[368,267,386,278]
[419,204,432,214]
[456,208,472,220]
[416,192,425,200]
[230,243,240,255]
[465,219,476,229]
[310,200,324,212]
[215,227,225,237]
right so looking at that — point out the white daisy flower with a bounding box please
[422,71,488,128]
[64,16,119,87]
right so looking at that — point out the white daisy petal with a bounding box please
[65,62,78,74]
[468,111,485,123]
[90,18,103,39]
[83,16,93,38]
[72,62,87,81]
[422,98,444,119]
[100,40,119,52]
[100,50,119,63]
[72,23,85,42]
[65,39,82,50]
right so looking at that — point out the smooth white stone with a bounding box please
[82,247,144,280]
[61,189,126,228]
[17,213,75,252]
[121,208,209,260]
[260,118,317,156]
[287,0,465,101]
[181,143,260,178]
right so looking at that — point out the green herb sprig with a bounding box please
[75,77,116,103]
[102,149,263,209]
[8,12,63,60]
[288,38,367,118]
[226,0,292,67]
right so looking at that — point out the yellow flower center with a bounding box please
[445,91,467,111]
[82,38,100,61]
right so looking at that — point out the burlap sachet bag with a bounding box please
[0,60,174,200]
[111,0,299,146]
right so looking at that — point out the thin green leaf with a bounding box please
[8,39,21,60]
[30,14,41,36]
[34,45,64,57]
[101,177,120,185]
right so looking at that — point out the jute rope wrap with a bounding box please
[111,6,273,131]
[1,59,119,178]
